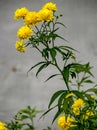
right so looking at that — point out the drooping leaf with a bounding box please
[36,62,50,77]
[54,46,63,53]
[55,22,67,28]
[59,46,78,52]
[85,88,97,94]
[48,90,66,108]
[40,105,57,119]
[52,110,62,124]
[55,34,68,42]
[27,61,46,74]
[45,74,60,82]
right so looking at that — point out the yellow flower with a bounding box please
[65,93,73,98]
[15,41,26,52]
[72,98,84,108]
[38,9,54,22]
[0,122,6,130]
[91,95,96,99]
[24,11,41,26]
[42,2,57,11]
[84,110,94,120]
[57,116,76,130]
[14,7,29,20]
[17,25,33,39]
[73,107,80,115]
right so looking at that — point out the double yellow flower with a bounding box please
[14,2,57,53]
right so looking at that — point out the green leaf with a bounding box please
[62,66,70,85]
[40,105,57,119]
[69,62,93,76]
[85,88,97,94]
[20,115,29,120]
[52,110,62,124]
[45,74,60,82]
[36,62,50,77]
[27,61,46,74]
[42,48,49,59]
[84,80,94,84]
[59,46,78,52]
[58,92,66,110]
[55,22,67,28]
[55,34,68,42]
[71,90,84,98]
[50,48,57,61]
[48,90,66,108]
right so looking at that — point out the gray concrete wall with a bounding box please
[0,0,97,129]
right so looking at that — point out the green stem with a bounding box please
[52,59,70,91]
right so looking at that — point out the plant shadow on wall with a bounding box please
[2,2,97,130]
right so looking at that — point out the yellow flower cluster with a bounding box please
[57,116,75,130]
[14,7,29,20]
[72,98,84,115]
[17,25,33,39]
[24,11,41,26]
[38,9,54,22]
[84,110,94,120]
[0,122,6,130]
[14,2,57,52]
[42,2,57,11]
[15,41,26,52]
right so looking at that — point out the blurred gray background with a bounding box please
[0,0,97,129]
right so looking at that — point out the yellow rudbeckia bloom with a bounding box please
[15,41,26,52]
[73,107,80,115]
[84,110,94,120]
[58,116,76,130]
[38,9,54,22]
[24,11,41,26]
[17,25,33,39]
[42,2,57,11]
[14,7,29,20]
[72,98,84,108]
[0,122,6,130]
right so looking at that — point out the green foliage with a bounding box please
[6,106,41,130]
[26,10,97,130]
[13,3,97,130]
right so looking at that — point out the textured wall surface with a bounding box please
[0,0,97,129]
